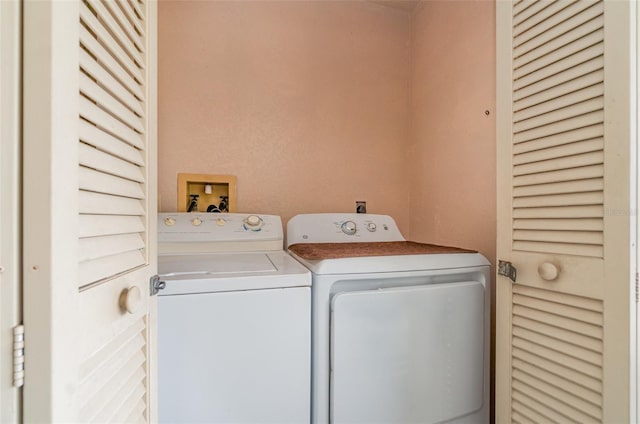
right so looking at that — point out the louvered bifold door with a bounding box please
[77,0,157,423]
[23,0,157,422]
[496,1,633,423]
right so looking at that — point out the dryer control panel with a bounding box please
[286,214,405,246]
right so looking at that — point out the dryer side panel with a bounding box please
[330,281,484,423]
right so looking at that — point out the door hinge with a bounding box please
[150,274,166,296]
[635,272,639,304]
[13,325,24,388]
[498,260,517,283]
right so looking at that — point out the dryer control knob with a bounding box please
[341,221,357,235]
[191,217,203,226]
[164,217,176,226]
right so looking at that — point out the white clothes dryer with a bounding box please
[157,213,311,424]
[287,213,490,424]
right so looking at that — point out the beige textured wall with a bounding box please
[158,1,412,231]
[409,0,496,264]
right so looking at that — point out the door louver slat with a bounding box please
[513,138,603,165]
[80,2,143,82]
[513,97,603,133]
[79,315,147,422]
[514,12,603,70]
[84,0,144,72]
[510,285,603,421]
[512,191,603,208]
[514,28,603,81]
[77,250,144,284]
[116,0,145,37]
[79,215,144,238]
[80,73,144,133]
[99,0,145,54]
[513,0,597,46]
[79,167,144,199]
[513,84,604,124]
[80,96,143,149]
[79,191,145,215]
[513,151,603,176]
[512,379,599,422]
[79,120,144,165]
[512,400,552,424]
[80,25,144,100]
[512,390,573,423]
[513,164,603,187]
[514,43,603,92]
[512,205,603,219]
[513,229,602,245]
[512,0,557,27]
[513,56,603,102]
[130,0,145,20]
[514,218,602,232]
[513,348,602,393]
[514,71,603,113]
[80,49,144,116]
[513,178,603,197]
[514,1,602,57]
[511,1,604,259]
[79,143,144,183]
[512,241,603,257]
[79,234,145,262]
[513,316,603,351]
[513,111,603,145]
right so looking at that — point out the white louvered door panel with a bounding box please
[79,0,147,289]
[23,0,157,422]
[496,1,634,423]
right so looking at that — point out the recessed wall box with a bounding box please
[177,173,237,212]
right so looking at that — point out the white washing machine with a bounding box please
[157,213,311,424]
[287,213,490,424]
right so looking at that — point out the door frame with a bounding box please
[0,0,22,422]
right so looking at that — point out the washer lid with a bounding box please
[159,252,276,276]
[158,252,311,295]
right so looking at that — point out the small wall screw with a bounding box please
[484,110,490,116]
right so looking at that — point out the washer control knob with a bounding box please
[244,215,263,231]
[164,217,176,226]
[341,221,357,235]
[216,218,226,226]
[191,217,203,226]
[366,222,377,232]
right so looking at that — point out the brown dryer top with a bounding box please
[288,241,476,260]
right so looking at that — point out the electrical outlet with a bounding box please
[356,201,367,214]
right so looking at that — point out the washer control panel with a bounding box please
[159,213,282,243]
[286,213,405,246]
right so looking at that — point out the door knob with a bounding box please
[120,286,142,314]
[538,262,559,281]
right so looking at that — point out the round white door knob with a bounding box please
[191,217,203,226]
[120,286,142,314]
[538,262,559,281]
[164,217,176,226]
